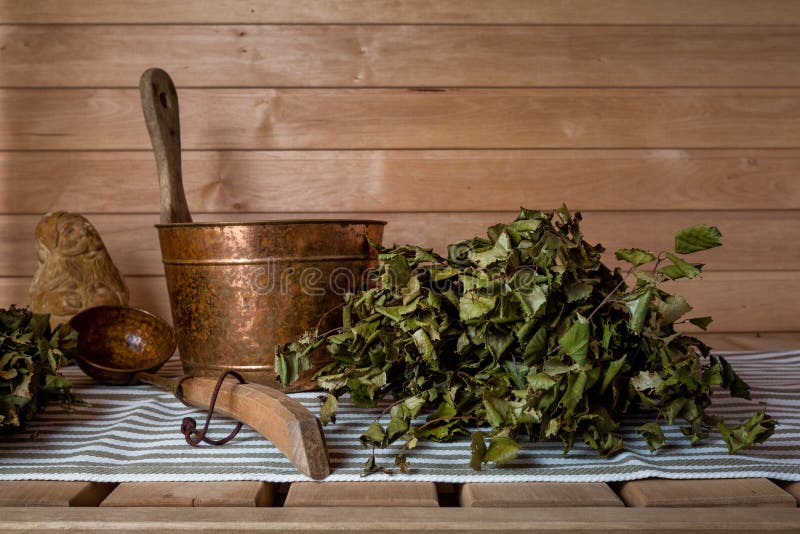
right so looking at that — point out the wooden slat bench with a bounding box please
[1,478,798,531]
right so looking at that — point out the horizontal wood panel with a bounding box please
[3,89,800,150]
[1,271,797,333]
[3,150,799,214]
[697,332,800,351]
[5,25,800,87]
[2,211,797,276]
[4,506,800,532]
[2,0,799,24]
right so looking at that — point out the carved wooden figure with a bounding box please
[29,212,129,326]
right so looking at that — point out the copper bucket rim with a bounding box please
[155,219,387,229]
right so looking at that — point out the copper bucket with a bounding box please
[141,69,384,391]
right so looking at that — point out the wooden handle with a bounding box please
[178,376,331,480]
[139,68,192,224]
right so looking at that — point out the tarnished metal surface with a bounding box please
[157,220,385,391]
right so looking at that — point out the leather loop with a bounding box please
[180,370,245,447]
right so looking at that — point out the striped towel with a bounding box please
[0,351,798,483]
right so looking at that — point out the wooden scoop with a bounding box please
[71,305,330,479]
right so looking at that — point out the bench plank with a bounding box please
[100,481,273,507]
[460,482,623,507]
[0,481,116,507]
[285,482,439,507]
[2,505,800,531]
[618,478,797,507]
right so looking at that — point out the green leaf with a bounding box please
[600,355,627,393]
[559,371,587,413]
[559,315,589,364]
[515,285,547,316]
[429,400,457,421]
[386,416,409,442]
[394,453,410,474]
[717,409,776,454]
[636,422,666,452]
[469,231,513,267]
[631,371,664,392]
[484,436,521,465]
[377,302,418,322]
[483,396,509,427]
[625,287,654,334]
[657,294,692,324]
[361,452,381,477]
[543,357,574,376]
[719,356,751,400]
[319,395,338,425]
[689,316,713,330]
[523,326,547,361]
[658,252,703,280]
[459,293,497,321]
[469,431,487,470]
[402,396,425,419]
[565,282,593,303]
[504,361,529,389]
[615,248,656,267]
[527,372,557,390]
[383,255,412,286]
[486,330,514,360]
[674,224,723,254]
[360,421,386,448]
[412,328,436,364]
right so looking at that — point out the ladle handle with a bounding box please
[139,68,192,224]
[135,372,330,480]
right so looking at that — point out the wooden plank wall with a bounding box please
[1,1,799,348]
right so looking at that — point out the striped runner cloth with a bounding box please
[1,351,798,483]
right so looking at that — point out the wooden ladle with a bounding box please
[70,305,330,480]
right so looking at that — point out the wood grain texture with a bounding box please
[3,150,799,214]
[2,0,799,24]
[284,482,439,507]
[697,333,800,351]
[178,378,330,480]
[4,25,800,88]
[2,211,797,277]
[139,68,192,224]
[0,481,116,507]
[2,505,800,532]
[460,482,623,507]
[3,88,800,150]
[1,271,797,333]
[99,481,273,507]
[781,481,800,505]
[618,478,797,508]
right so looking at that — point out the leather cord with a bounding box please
[178,370,245,447]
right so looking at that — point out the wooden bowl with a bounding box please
[69,306,176,385]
